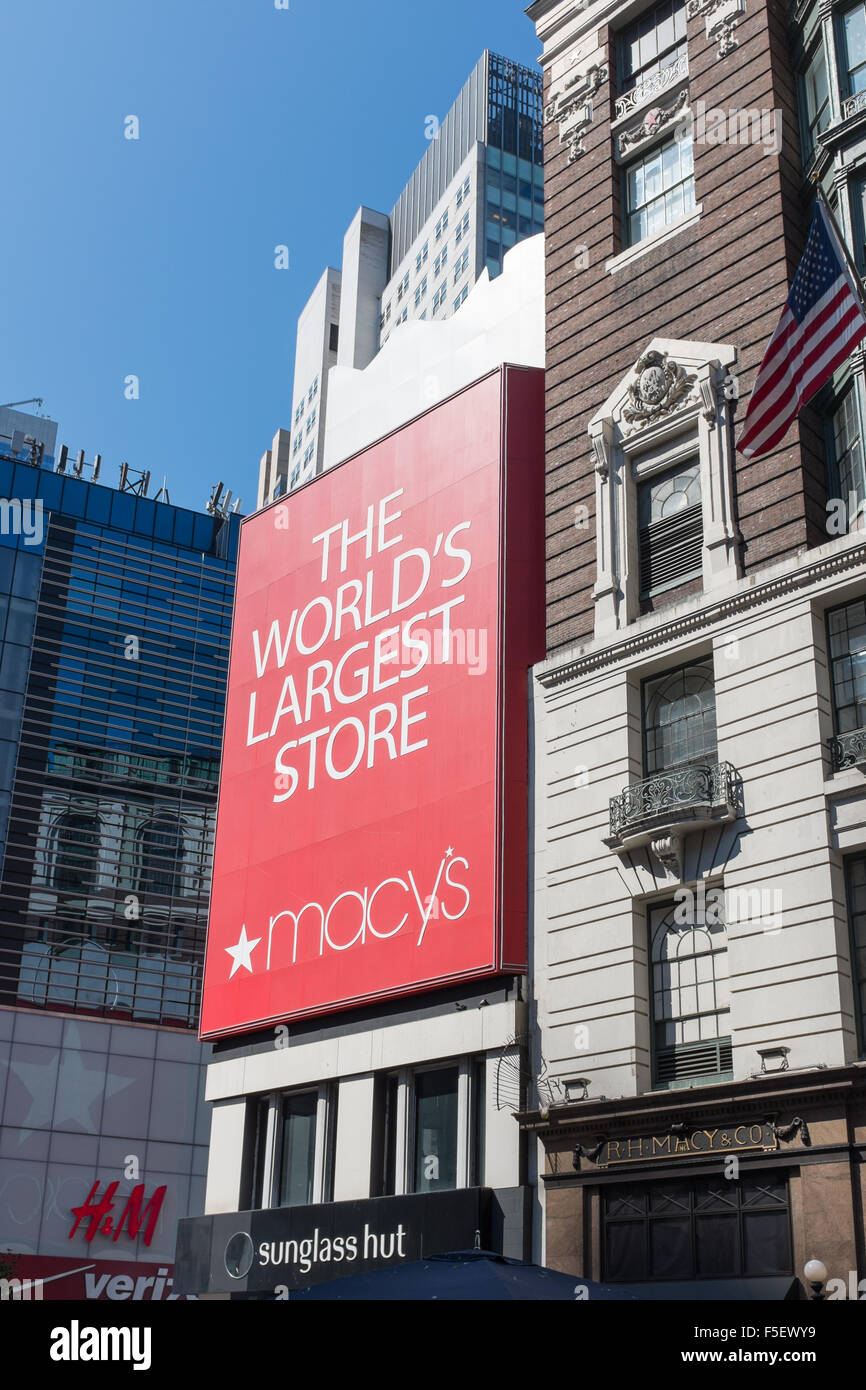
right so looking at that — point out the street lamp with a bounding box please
[803,1259,828,1300]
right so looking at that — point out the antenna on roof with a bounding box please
[118,463,151,496]
[0,398,44,413]
[206,482,224,515]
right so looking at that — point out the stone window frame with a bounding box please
[588,337,742,636]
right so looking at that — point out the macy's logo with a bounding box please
[225,847,470,978]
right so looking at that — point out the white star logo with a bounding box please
[9,1041,135,1132]
[225,924,261,979]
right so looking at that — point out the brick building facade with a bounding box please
[524,0,866,1297]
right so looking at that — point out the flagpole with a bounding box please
[811,177,866,311]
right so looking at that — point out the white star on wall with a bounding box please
[225,925,261,979]
[8,1048,135,1133]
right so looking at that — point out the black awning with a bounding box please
[289,1249,641,1300]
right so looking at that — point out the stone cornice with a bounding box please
[515,1062,866,1134]
[536,536,866,689]
[527,0,612,69]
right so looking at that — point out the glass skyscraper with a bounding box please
[0,446,239,1294]
[0,456,238,1028]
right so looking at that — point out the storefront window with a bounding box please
[242,1095,271,1210]
[603,1174,792,1281]
[413,1066,459,1192]
[277,1091,318,1208]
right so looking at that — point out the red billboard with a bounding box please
[200,366,543,1037]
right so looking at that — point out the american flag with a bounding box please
[737,197,866,459]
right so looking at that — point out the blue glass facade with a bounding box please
[0,456,239,1028]
[484,147,545,279]
[483,55,544,281]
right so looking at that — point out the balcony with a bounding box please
[843,91,866,122]
[828,729,866,773]
[613,52,689,122]
[606,760,740,853]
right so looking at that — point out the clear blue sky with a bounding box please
[0,0,540,515]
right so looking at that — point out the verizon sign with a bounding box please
[201,367,543,1036]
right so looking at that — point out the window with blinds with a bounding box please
[649,899,732,1089]
[638,458,703,598]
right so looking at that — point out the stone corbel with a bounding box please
[698,376,717,428]
[698,359,744,590]
[590,418,621,636]
[591,431,610,480]
[687,0,746,60]
[545,63,608,162]
[651,834,683,879]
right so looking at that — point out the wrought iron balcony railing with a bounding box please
[608,760,739,842]
[843,90,866,121]
[828,728,866,773]
[613,52,689,121]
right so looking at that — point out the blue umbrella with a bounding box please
[289,1249,641,1300]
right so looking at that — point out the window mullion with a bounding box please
[822,11,843,122]
[394,1068,410,1196]
[311,1085,329,1204]
[456,1059,471,1189]
[263,1094,279,1209]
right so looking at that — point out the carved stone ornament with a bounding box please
[698,376,717,428]
[573,1135,608,1164]
[614,52,688,121]
[686,0,745,60]
[618,87,689,156]
[651,833,683,878]
[545,64,608,162]
[770,1116,811,1146]
[591,433,610,479]
[621,351,698,433]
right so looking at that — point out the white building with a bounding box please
[257,51,544,506]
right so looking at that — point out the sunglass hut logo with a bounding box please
[224,846,470,979]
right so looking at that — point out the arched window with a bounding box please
[650,900,731,1087]
[643,659,716,774]
[52,812,100,893]
[138,816,184,898]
